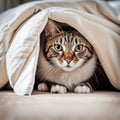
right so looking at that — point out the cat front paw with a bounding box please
[37,83,48,92]
[50,85,67,94]
[74,83,93,94]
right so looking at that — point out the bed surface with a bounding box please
[0,91,120,120]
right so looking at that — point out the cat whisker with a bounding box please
[35,65,58,81]
[36,65,56,77]
[45,65,58,79]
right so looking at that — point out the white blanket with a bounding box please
[0,0,120,95]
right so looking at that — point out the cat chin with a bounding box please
[60,65,80,72]
[62,67,75,72]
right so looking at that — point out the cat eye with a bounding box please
[75,44,83,52]
[54,44,63,51]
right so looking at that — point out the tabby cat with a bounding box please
[35,19,116,93]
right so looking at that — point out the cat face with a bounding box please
[44,19,94,72]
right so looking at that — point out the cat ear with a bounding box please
[44,19,61,38]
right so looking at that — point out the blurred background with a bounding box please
[0,0,33,13]
[0,0,119,13]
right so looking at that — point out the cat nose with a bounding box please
[65,58,72,64]
[64,51,73,64]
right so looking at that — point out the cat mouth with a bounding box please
[63,65,75,72]
[65,65,71,68]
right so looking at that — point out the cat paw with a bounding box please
[50,85,67,94]
[37,83,48,92]
[74,84,92,94]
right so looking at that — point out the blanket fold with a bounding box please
[0,0,120,95]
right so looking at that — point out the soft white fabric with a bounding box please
[0,0,120,95]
